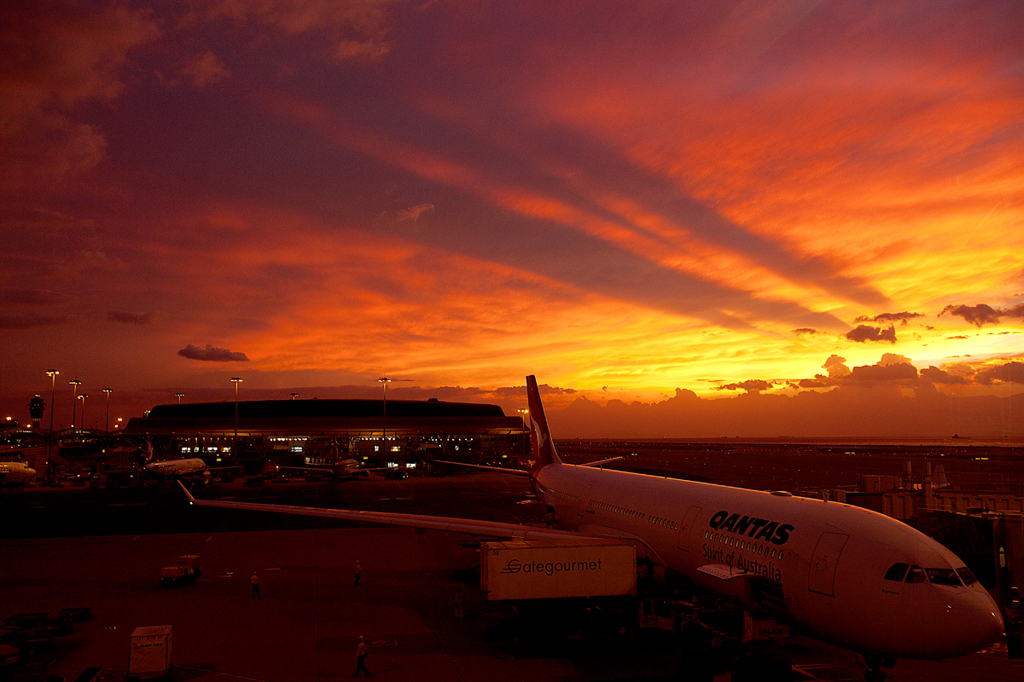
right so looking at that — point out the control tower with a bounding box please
[29,394,45,429]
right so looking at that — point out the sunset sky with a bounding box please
[2,1,1022,438]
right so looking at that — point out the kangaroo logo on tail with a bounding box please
[526,375,561,472]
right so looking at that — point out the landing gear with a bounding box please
[857,654,896,681]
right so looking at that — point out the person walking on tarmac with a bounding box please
[454,587,464,619]
[354,560,361,586]
[353,635,371,677]
[251,572,260,599]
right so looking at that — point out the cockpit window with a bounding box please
[956,567,977,586]
[884,563,909,581]
[926,568,963,586]
[905,565,926,583]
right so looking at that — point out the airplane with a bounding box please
[144,442,238,479]
[0,460,37,488]
[279,458,373,480]
[179,375,1005,678]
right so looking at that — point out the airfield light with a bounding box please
[103,388,113,435]
[378,378,391,465]
[45,370,58,479]
[69,379,82,430]
[518,408,529,460]
[231,377,242,456]
[78,394,88,431]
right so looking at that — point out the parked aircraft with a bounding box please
[279,458,371,480]
[180,376,1004,678]
[144,442,237,479]
[0,460,36,487]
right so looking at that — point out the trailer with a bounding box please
[479,538,636,601]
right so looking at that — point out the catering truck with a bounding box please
[479,538,636,601]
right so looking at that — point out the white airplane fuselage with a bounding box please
[0,461,37,484]
[532,461,1003,659]
[146,458,208,477]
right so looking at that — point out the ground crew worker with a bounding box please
[454,587,464,619]
[353,635,371,677]
[354,560,361,586]
[251,572,260,599]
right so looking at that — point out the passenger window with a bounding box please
[956,567,977,586]
[926,568,963,587]
[884,563,909,581]
[905,565,926,583]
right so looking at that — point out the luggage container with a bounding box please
[128,625,172,679]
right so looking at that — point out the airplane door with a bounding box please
[578,484,592,517]
[808,532,848,597]
[676,506,702,551]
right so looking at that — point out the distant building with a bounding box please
[123,398,527,469]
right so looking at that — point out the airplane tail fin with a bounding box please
[526,375,561,468]
[933,464,949,489]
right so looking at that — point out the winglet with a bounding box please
[526,375,561,467]
[177,480,197,504]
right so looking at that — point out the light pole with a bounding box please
[103,388,113,435]
[378,377,391,461]
[290,392,298,400]
[175,392,184,404]
[231,377,242,456]
[69,379,81,430]
[46,369,58,480]
[78,394,88,432]
[518,408,530,462]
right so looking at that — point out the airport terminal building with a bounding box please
[123,398,529,471]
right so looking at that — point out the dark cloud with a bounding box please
[848,360,918,383]
[975,361,1024,385]
[793,328,819,335]
[853,311,923,327]
[919,366,970,385]
[178,344,249,362]
[491,384,576,398]
[717,379,774,394]
[822,355,851,379]
[0,288,68,305]
[0,314,67,329]
[940,303,1002,327]
[844,325,896,343]
[108,311,152,325]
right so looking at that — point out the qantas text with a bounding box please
[708,510,794,545]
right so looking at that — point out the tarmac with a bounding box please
[2,471,1023,681]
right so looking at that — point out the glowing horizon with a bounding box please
[1,1,1021,436]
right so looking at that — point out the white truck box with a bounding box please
[742,612,789,642]
[480,538,636,600]
[129,625,172,678]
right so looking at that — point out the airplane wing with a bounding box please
[581,457,622,467]
[433,460,530,476]
[178,481,582,541]
[434,458,621,474]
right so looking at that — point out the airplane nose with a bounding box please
[951,591,1005,654]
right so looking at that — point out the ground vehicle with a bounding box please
[480,538,636,601]
[160,555,201,586]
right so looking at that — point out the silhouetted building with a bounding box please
[124,398,526,468]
